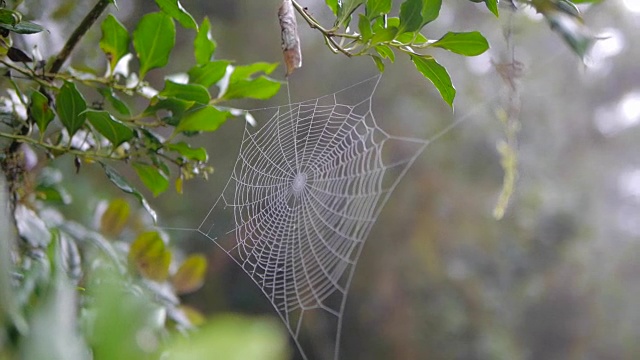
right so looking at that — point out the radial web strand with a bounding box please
[196,76,428,359]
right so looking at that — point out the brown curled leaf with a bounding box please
[278,0,302,76]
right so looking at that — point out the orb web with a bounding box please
[196,76,428,359]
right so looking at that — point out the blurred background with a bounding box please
[18,0,640,358]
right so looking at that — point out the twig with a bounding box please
[49,0,112,75]
[290,0,357,57]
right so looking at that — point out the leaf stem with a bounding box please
[49,0,112,74]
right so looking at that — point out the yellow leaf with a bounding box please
[100,198,130,237]
[172,254,207,294]
[129,231,171,281]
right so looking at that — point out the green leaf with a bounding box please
[421,0,442,26]
[155,0,198,29]
[375,45,395,62]
[398,0,424,34]
[485,0,499,17]
[100,198,130,237]
[358,14,373,43]
[175,106,230,133]
[338,0,365,26]
[222,76,281,101]
[410,54,455,107]
[366,0,392,18]
[370,26,398,44]
[544,11,594,59]
[129,231,171,281]
[100,14,130,71]
[172,254,207,294]
[100,163,157,223]
[229,62,279,82]
[194,17,216,65]
[166,142,208,162]
[432,31,489,56]
[0,20,45,34]
[132,162,169,197]
[163,315,289,360]
[0,9,20,26]
[188,61,229,87]
[85,110,134,147]
[371,55,385,72]
[133,12,176,79]
[30,91,54,133]
[159,80,211,104]
[55,81,87,137]
[99,87,132,116]
[144,97,195,127]
[326,0,340,15]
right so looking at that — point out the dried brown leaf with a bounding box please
[278,0,302,76]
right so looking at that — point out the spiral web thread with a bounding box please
[196,76,428,359]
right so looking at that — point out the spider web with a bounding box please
[192,76,431,359]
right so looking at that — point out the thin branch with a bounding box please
[49,0,112,75]
[290,0,358,57]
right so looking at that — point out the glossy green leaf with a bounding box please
[85,110,134,147]
[175,106,230,133]
[366,0,392,18]
[194,17,216,65]
[338,0,365,26]
[0,9,20,26]
[132,162,169,197]
[432,31,489,56]
[155,0,198,29]
[159,80,211,104]
[55,81,87,137]
[172,254,207,294]
[0,20,45,34]
[145,97,195,127]
[188,61,229,87]
[166,142,208,162]
[395,31,428,44]
[375,45,395,62]
[410,54,455,107]
[100,198,130,237]
[421,0,442,26]
[326,0,340,15]
[398,0,424,34]
[35,184,71,204]
[370,27,398,44]
[358,14,373,42]
[222,76,281,101]
[485,0,499,17]
[30,91,54,133]
[99,87,132,116]
[229,62,279,82]
[100,163,157,223]
[133,12,176,79]
[129,231,171,281]
[100,14,130,71]
[371,55,385,72]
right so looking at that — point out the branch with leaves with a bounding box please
[286,0,596,108]
[0,0,282,216]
